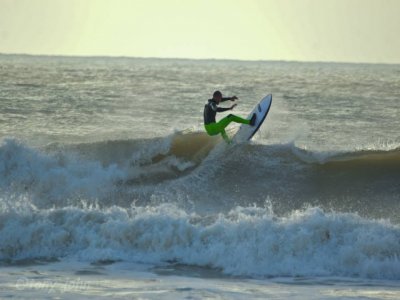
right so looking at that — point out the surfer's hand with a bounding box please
[231,104,237,110]
[231,96,238,101]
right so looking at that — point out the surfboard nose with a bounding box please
[232,94,272,142]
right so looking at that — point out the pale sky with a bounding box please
[0,0,399,64]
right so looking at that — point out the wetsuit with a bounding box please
[203,98,250,143]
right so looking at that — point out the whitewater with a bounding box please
[0,54,399,299]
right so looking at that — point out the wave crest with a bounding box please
[0,202,399,279]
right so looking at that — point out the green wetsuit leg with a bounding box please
[205,114,250,143]
[220,129,231,144]
[218,114,250,129]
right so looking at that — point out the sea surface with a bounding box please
[0,54,399,299]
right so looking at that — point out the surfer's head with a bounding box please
[213,90,222,103]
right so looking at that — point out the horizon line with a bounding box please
[1,52,399,67]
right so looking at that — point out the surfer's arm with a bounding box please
[221,96,238,102]
[210,101,236,113]
[217,104,237,112]
[210,102,230,113]
[216,107,231,112]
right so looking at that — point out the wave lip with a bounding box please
[288,142,400,164]
[0,132,222,206]
[0,138,125,207]
[1,136,400,221]
[0,203,399,280]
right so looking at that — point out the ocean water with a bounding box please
[0,54,399,299]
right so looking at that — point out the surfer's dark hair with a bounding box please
[213,90,222,98]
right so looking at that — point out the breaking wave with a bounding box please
[0,201,399,279]
[1,134,399,279]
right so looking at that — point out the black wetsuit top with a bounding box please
[203,98,232,125]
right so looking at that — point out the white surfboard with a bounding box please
[233,94,272,142]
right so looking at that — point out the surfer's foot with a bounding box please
[250,113,257,126]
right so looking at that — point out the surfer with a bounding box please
[204,90,256,143]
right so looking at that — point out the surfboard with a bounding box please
[233,94,272,143]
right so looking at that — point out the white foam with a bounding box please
[4,260,399,300]
[0,137,201,207]
[1,200,399,280]
[0,139,125,207]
